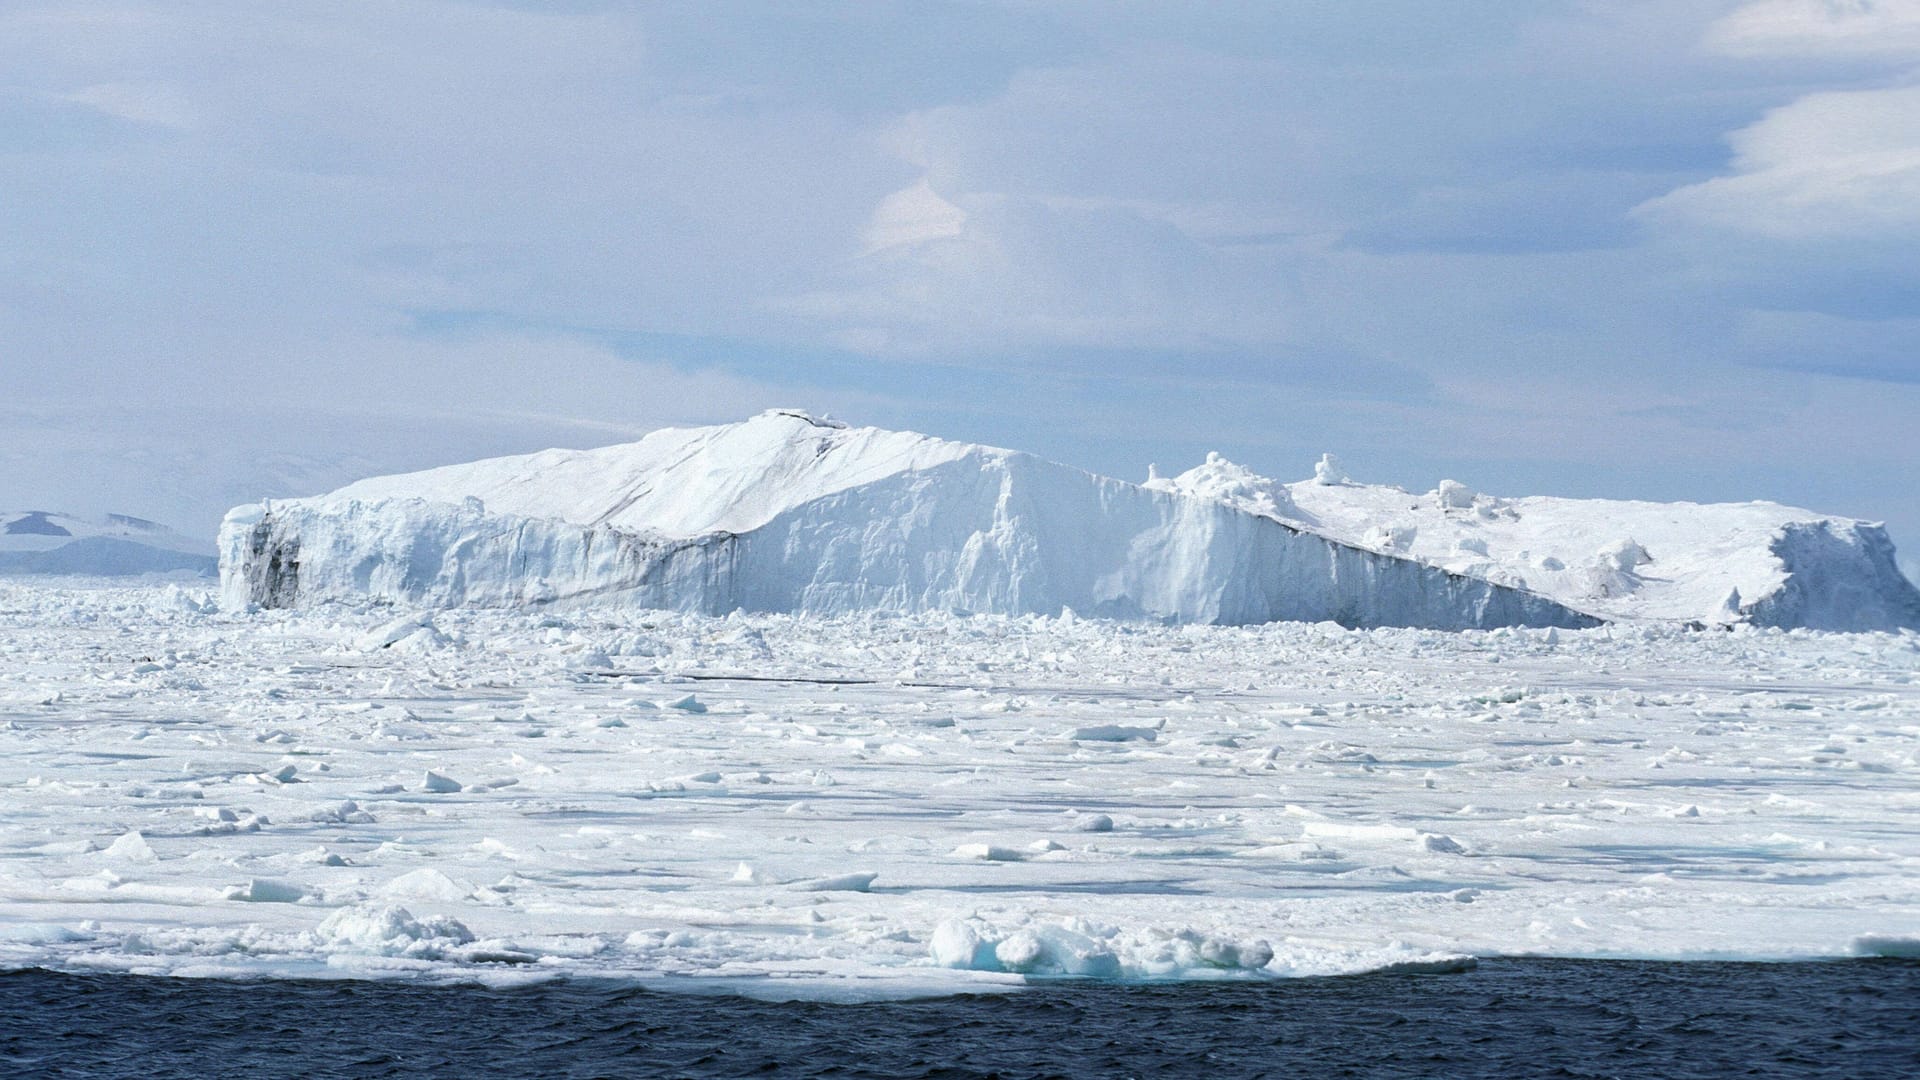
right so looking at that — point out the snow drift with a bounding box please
[219,411,1594,630]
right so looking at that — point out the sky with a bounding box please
[3,1,1918,579]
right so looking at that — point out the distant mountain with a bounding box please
[0,510,216,578]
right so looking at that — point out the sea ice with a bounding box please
[0,578,1914,998]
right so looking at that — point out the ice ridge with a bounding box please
[219,413,1595,630]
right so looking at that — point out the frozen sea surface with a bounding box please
[0,580,1916,992]
[5,959,1917,1078]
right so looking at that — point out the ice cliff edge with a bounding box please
[1148,454,1920,632]
[219,411,1918,630]
[218,411,1596,630]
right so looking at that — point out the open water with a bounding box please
[3,958,1916,1078]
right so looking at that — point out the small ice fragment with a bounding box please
[1068,724,1158,743]
[994,931,1044,972]
[952,843,1025,861]
[103,830,156,863]
[1596,538,1651,572]
[791,872,878,892]
[578,647,615,669]
[1435,479,1476,508]
[311,799,373,824]
[313,905,474,955]
[379,868,473,902]
[1313,453,1349,485]
[423,770,463,793]
[1200,936,1274,970]
[1421,833,1466,854]
[1070,813,1115,833]
[929,920,997,970]
[359,615,438,652]
[265,763,299,784]
[663,693,707,713]
[223,878,307,903]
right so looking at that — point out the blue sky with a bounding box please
[3,1,1917,577]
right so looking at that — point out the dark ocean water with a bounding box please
[3,959,1916,1079]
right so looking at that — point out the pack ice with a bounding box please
[218,410,1919,631]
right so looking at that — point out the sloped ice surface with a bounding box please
[221,412,1593,631]
[0,580,1915,996]
[1151,457,1920,631]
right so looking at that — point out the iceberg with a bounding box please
[218,411,1918,630]
[1152,455,1920,631]
[219,411,1595,630]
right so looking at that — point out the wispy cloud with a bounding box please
[0,1,1915,550]
[1705,0,1920,59]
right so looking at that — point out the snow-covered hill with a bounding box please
[0,511,215,577]
[219,411,1593,630]
[1148,454,1920,631]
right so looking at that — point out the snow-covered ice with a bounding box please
[1156,455,1920,631]
[217,412,1596,631]
[0,578,1915,996]
[217,412,1918,632]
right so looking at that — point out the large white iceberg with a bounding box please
[219,411,1918,630]
[1150,454,1920,631]
[219,411,1594,630]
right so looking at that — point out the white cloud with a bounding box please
[1705,0,1920,59]
[1636,85,1920,237]
[780,190,1281,356]
[60,82,195,129]
[861,179,967,254]
[0,330,828,535]
[2,1,1917,550]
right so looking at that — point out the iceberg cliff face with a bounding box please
[219,412,1596,630]
[1151,456,1920,632]
[1746,521,1920,632]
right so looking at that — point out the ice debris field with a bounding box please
[1,579,1917,996]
